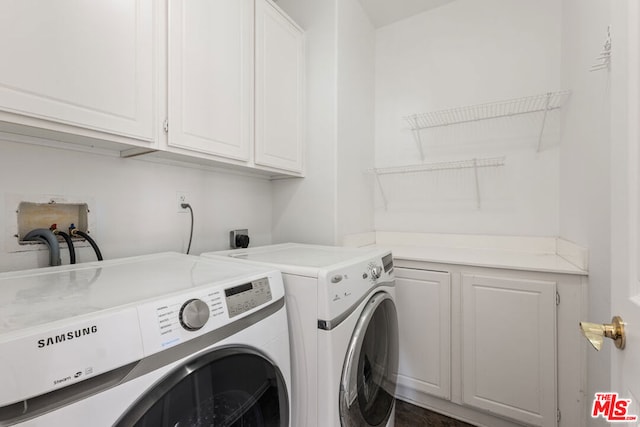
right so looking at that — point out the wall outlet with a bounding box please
[230,229,249,249]
[177,192,190,213]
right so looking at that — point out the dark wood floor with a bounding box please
[395,399,476,427]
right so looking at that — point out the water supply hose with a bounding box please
[51,226,76,264]
[23,228,62,266]
[70,227,103,261]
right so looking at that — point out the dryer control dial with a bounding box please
[370,265,383,280]
[179,299,210,331]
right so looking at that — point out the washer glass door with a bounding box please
[116,347,288,427]
[340,291,399,427]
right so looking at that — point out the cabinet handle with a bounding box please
[579,316,625,350]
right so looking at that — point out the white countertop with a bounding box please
[344,232,588,275]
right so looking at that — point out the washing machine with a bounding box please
[0,252,291,426]
[202,243,398,427]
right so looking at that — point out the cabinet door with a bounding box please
[462,274,557,426]
[0,1,154,141]
[255,0,305,174]
[168,0,253,160]
[395,268,451,400]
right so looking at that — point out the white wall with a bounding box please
[336,0,376,242]
[374,0,563,236]
[272,0,375,245]
[0,139,272,272]
[559,0,612,424]
[271,0,338,245]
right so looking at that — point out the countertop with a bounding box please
[344,232,588,276]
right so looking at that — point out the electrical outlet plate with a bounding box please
[177,191,190,213]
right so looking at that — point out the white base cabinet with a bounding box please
[394,262,586,427]
[396,269,451,400]
[462,274,557,426]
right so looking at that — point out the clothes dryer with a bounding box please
[0,252,290,426]
[202,243,398,427]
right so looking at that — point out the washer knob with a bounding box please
[370,265,383,280]
[179,299,210,331]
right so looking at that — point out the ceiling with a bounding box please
[358,0,455,28]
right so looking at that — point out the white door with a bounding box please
[254,0,305,174]
[395,268,451,401]
[168,0,253,161]
[0,0,154,141]
[461,274,557,426]
[610,0,640,421]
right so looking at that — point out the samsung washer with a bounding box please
[202,243,398,427]
[0,252,291,426]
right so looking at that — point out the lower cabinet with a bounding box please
[396,269,451,400]
[395,263,586,427]
[461,274,557,426]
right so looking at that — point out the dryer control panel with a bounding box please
[317,251,395,323]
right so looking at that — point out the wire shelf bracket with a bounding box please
[404,90,571,158]
[370,156,506,211]
[589,25,611,72]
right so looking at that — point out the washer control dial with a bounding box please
[179,299,210,331]
[370,265,383,280]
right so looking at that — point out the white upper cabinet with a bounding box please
[168,0,253,161]
[254,0,305,174]
[0,0,154,143]
[0,0,304,176]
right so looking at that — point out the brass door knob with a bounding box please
[579,316,625,351]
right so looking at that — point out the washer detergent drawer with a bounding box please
[0,308,143,407]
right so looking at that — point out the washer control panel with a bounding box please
[138,275,277,355]
[225,278,272,318]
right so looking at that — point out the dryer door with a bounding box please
[340,291,399,427]
[116,346,288,427]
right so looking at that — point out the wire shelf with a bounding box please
[370,156,505,176]
[370,156,506,210]
[403,90,571,159]
[404,91,570,130]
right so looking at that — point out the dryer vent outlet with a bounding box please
[230,229,250,249]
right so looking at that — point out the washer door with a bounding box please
[116,346,288,427]
[340,291,399,427]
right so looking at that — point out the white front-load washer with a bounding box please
[0,252,291,426]
[202,243,398,427]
